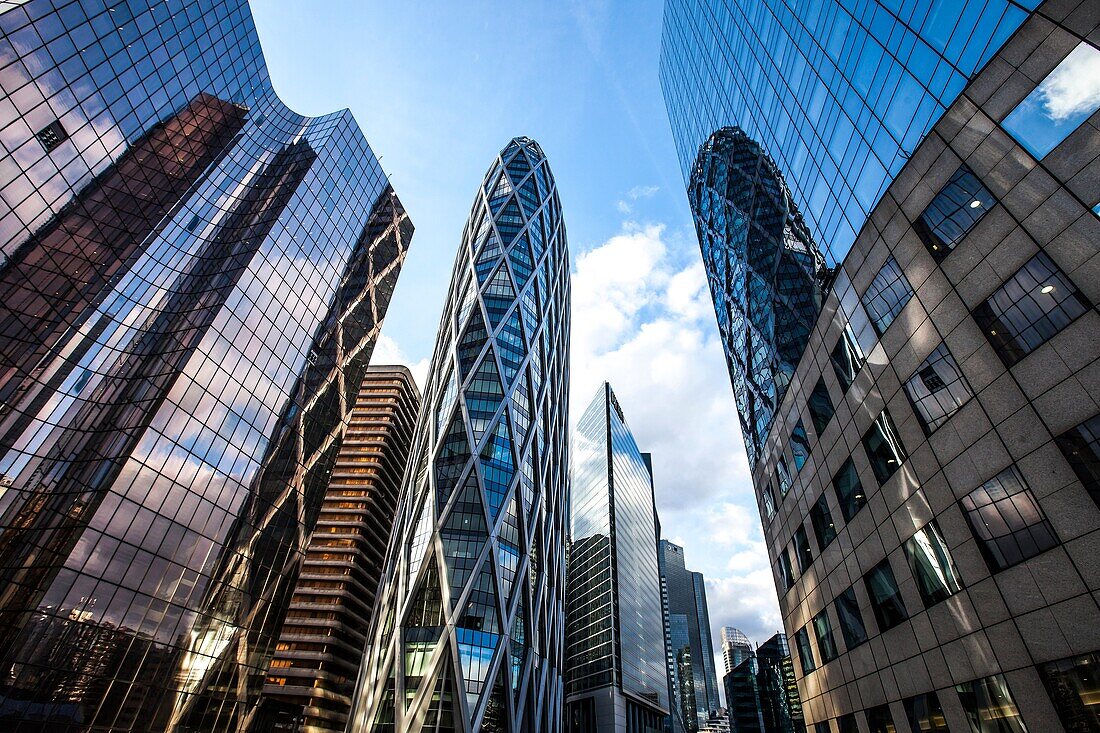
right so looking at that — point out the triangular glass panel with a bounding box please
[434,415,469,513]
[483,266,515,330]
[435,366,457,440]
[534,164,549,202]
[505,148,531,183]
[508,235,534,290]
[509,592,527,694]
[510,371,531,447]
[528,212,545,263]
[456,562,502,716]
[495,198,524,246]
[479,418,514,524]
[497,496,521,603]
[476,233,503,285]
[464,353,503,444]
[517,176,540,220]
[441,474,487,597]
[419,652,457,732]
[480,665,510,732]
[488,171,513,213]
[495,308,524,387]
[406,557,444,631]
[457,307,488,378]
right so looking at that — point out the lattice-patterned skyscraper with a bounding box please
[348,137,571,733]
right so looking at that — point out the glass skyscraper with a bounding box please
[565,382,668,732]
[661,0,1038,264]
[0,1,411,730]
[348,137,571,733]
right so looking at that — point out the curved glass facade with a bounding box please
[0,1,410,730]
[660,0,1037,263]
[688,127,827,467]
[348,137,570,733]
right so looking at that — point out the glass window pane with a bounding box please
[867,703,897,733]
[904,343,973,433]
[837,712,858,733]
[1056,413,1100,509]
[904,692,949,733]
[955,674,1028,733]
[794,525,813,573]
[1038,651,1100,731]
[903,520,963,608]
[861,256,914,335]
[961,465,1059,571]
[815,723,832,733]
[778,456,793,497]
[762,483,778,520]
[791,420,810,471]
[914,164,996,260]
[833,458,867,522]
[808,377,835,435]
[834,587,867,649]
[863,410,907,484]
[972,251,1090,367]
[831,322,865,391]
[810,493,838,551]
[778,546,795,592]
[795,627,816,675]
[864,559,908,632]
[812,610,838,663]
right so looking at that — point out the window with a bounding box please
[903,521,963,608]
[834,587,867,649]
[813,609,838,663]
[810,493,838,551]
[833,458,867,522]
[837,713,858,733]
[973,252,1089,367]
[866,704,896,733]
[795,627,816,675]
[1002,42,1100,159]
[863,410,907,484]
[1056,414,1100,507]
[35,120,69,152]
[778,546,795,592]
[914,165,996,260]
[902,343,972,434]
[961,465,1059,571]
[1038,651,1100,731]
[808,377,835,435]
[777,456,793,497]
[956,674,1027,733]
[864,559,907,632]
[831,323,866,391]
[762,483,777,520]
[904,693,948,733]
[861,257,914,335]
[794,525,813,573]
[791,420,810,471]
[814,723,831,733]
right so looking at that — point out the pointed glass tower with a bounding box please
[349,137,570,733]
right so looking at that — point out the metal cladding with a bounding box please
[0,1,410,730]
[348,137,571,733]
[688,127,828,468]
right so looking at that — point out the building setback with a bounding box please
[348,137,571,733]
[0,1,411,730]
[259,366,421,732]
[565,382,669,732]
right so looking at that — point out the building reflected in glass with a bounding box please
[0,1,411,730]
[565,382,668,732]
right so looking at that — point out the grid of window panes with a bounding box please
[659,0,1035,265]
[1057,414,1100,507]
[861,256,915,335]
[903,343,973,433]
[0,2,406,730]
[915,164,997,260]
[961,466,1059,571]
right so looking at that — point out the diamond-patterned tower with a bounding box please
[348,137,570,733]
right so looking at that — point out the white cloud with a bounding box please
[370,332,430,389]
[616,199,632,215]
[627,184,660,200]
[1039,42,1100,121]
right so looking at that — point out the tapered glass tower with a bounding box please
[348,137,570,733]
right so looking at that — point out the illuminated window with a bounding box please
[1038,652,1100,730]
[904,693,948,733]
[961,465,1058,571]
[915,165,996,260]
[833,458,867,522]
[956,674,1027,733]
[794,525,813,573]
[810,492,838,551]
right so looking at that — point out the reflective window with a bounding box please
[808,377,835,436]
[762,483,778,521]
[837,712,858,733]
[810,493,838,551]
[778,456,793,497]
[1002,42,1100,159]
[831,323,866,391]
[1056,414,1100,508]
[904,343,973,433]
[778,546,795,592]
[915,165,996,260]
[864,559,907,632]
[815,723,831,733]
[861,257,914,335]
[863,410,908,484]
[795,627,815,675]
[867,704,897,733]
[1038,651,1100,731]
[904,692,949,732]
[791,420,810,471]
[956,674,1027,733]
[813,609,838,663]
[834,588,868,649]
[961,465,1059,571]
[973,252,1090,367]
[903,521,963,608]
[794,525,814,573]
[35,120,69,152]
[833,458,867,522]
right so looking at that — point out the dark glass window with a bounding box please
[1056,414,1100,508]
[866,704,897,733]
[810,493,838,551]
[831,323,866,391]
[914,164,996,260]
[813,610,838,663]
[861,256,914,335]
[961,465,1059,571]
[795,627,815,675]
[762,483,777,520]
[791,420,810,471]
[777,456,793,497]
[814,723,831,733]
[36,119,69,152]
[833,458,867,522]
[1038,651,1100,731]
[778,546,795,592]
[904,344,972,434]
[904,692,948,732]
[903,521,963,608]
[863,410,907,484]
[794,525,813,573]
[837,713,858,733]
[864,559,907,632]
[956,674,1027,733]
[973,251,1089,367]
[834,587,867,649]
[808,377,835,435]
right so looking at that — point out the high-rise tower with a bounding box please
[564,382,668,732]
[719,628,752,677]
[348,137,571,733]
[0,1,411,730]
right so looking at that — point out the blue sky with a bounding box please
[251,0,783,665]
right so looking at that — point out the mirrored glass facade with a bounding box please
[348,137,570,733]
[564,382,668,732]
[0,1,411,730]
